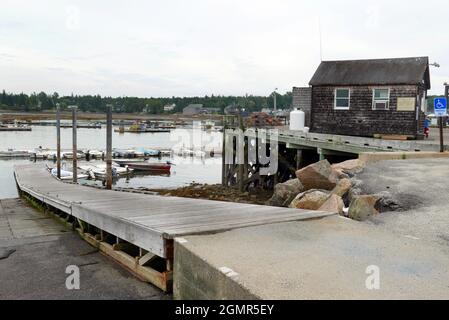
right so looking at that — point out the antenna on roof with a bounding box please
[318,16,323,61]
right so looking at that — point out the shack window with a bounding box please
[372,88,390,110]
[334,88,350,110]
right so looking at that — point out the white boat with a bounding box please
[88,150,103,158]
[78,164,134,179]
[50,168,89,181]
[194,150,206,157]
[62,151,85,159]
[113,158,144,165]
[0,149,31,158]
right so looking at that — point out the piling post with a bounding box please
[221,116,226,186]
[70,106,78,183]
[56,104,61,179]
[238,114,244,192]
[106,105,113,189]
[296,149,302,170]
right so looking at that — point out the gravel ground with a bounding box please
[356,158,449,251]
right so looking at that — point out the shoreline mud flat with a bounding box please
[134,183,273,205]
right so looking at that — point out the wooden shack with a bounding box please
[294,57,431,139]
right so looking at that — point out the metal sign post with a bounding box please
[434,97,447,153]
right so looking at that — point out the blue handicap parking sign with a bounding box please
[434,98,447,117]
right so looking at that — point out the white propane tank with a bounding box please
[289,108,305,131]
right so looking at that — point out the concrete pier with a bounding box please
[174,215,449,299]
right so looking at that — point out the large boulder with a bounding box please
[348,195,380,221]
[331,178,352,197]
[318,194,344,215]
[374,191,402,212]
[289,189,329,210]
[295,160,338,191]
[267,179,304,207]
[332,159,365,177]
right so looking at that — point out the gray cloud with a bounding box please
[0,0,447,96]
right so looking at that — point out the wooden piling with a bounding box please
[238,114,244,193]
[106,105,113,189]
[221,116,226,186]
[56,104,61,179]
[296,149,302,170]
[71,106,78,183]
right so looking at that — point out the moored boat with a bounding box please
[114,160,171,172]
[49,168,89,181]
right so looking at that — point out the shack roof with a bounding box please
[309,57,430,89]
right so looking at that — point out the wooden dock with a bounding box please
[14,164,334,291]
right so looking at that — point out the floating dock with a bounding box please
[14,164,334,291]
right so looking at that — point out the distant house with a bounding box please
[163,103,176,112]
[203,107,221,114]
[293,57,430,139]
[183,104,204,115]
[224,104,240,115]
[183,104,221,115]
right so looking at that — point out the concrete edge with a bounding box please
[173,237,262,300]
[359,151,449,163]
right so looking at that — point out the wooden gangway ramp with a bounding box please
[14,164,334,291]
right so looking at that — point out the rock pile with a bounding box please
[267,159,387,221]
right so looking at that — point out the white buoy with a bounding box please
[289,109,305,131]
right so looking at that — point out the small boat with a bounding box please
[113,158,145,166]
[136,148,161,157]
[50,168,89,181]
[158,149,172,156]
[195,150,206,157]
[62,151,85,159]
[87,150,103,159]
[112,149,140,158]
[115,161,171,172]
[79,164,134,179]
[0,149,31,158]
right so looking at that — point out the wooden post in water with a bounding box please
[106,105,113,189]
[221,116,226,186]
[56,104,61,179]
[71,106,78,183]
[238,114,244,193]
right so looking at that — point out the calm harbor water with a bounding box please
[0,126,222,199]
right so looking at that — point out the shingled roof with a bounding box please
[309,57,430,89]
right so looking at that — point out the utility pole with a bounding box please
[106,105,113,189]
[56,104,61,179]
[70,106,78,183]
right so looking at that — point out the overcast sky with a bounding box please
[0,0,448,97]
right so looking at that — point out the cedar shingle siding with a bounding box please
[307,57,430,139]
[311,85,425,137]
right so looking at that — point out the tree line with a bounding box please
[0,90,293,114]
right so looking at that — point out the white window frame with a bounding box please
[372,88,390,110]
[334,88,351,110]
